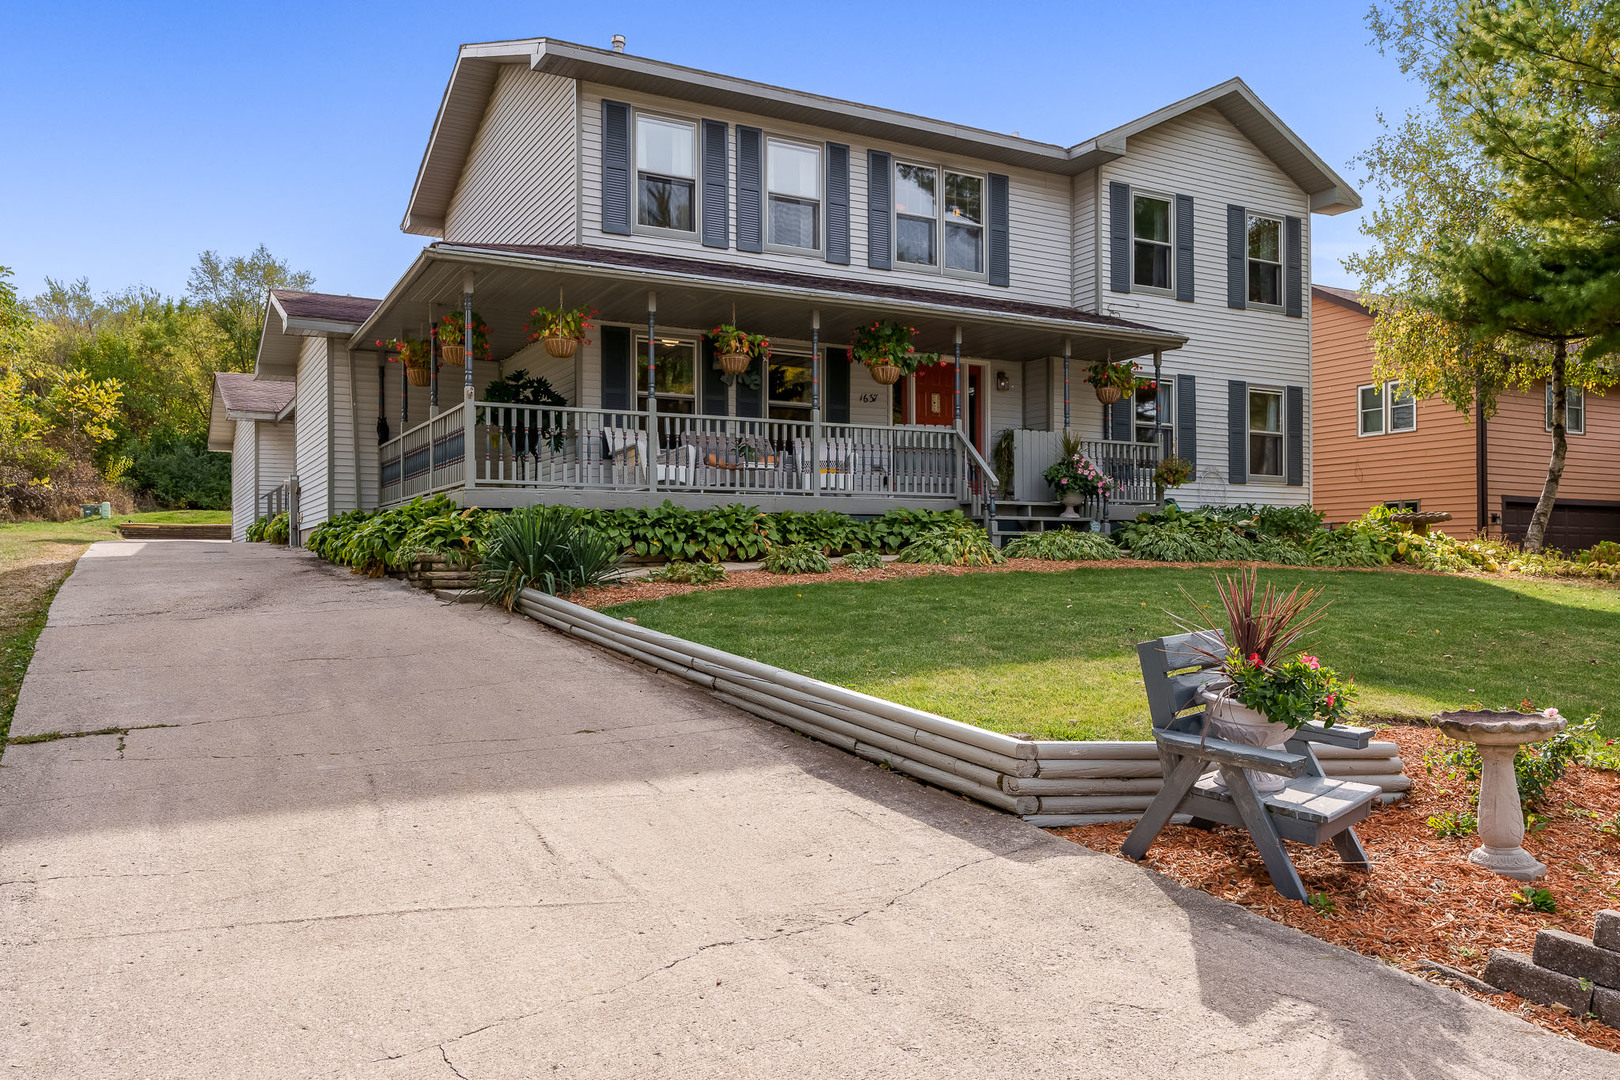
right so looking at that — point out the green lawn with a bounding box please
[601,567,1620,741]
[0,509,231,564]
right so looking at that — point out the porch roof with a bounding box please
[349,244,1188,366]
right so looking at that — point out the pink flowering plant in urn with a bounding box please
[1042,452,1115,499]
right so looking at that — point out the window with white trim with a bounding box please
[636,338,696,414]
[1133,194,1173,291]
[1358,381,1417,435]
[1134,377,1175,455]
[942,172,984,273]
[895,162,938,267]
[1388,382,1416,432]
[1249,388,1283,478]
[894,162,986,275]
[1546,385,1585,434]
[766,138,821,251]
[766,354,812,421]
[634,115,697,234]
[1357,384,1384,436]
[1247,214,1282,307]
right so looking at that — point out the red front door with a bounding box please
[912,363,957,427]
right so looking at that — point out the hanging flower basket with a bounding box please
[440,344,465,370]
[869,363,903,386]
[850,320,939,385]
[439,311,491,363]
[708,323,770,382]
[1087,356,1143,406]
[405,359,432,387]
[542,336,579,359]
[1095,385,1123,405]
[718,351,753,376]
[380,338,434,387]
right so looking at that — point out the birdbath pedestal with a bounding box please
[1435,709,1566,882]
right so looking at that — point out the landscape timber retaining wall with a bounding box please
[517,590,1410,825]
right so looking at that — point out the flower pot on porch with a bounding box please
[405,359,432,387]
[718,351,753,376]
[1095,385,1123,405]
[1058,491,1086,519]
[441,344,465,369]
[1198,684,1292,795]
[868,363,902,386]
[542,336,579,359]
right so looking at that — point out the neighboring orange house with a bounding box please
[1312,285,1620,549]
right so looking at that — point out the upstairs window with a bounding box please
[1358,381,1417,435]
[1357,385,1384,435]
[1388,382,1416,432]
[943,172,984,273]
[1133,194,1173,291]
[635,116,696,233]
[1547,385,1586,434]
[1247,214,1282,307]
[895,163,938,266]
[1249,388,1284,478]
[766,138,821,251]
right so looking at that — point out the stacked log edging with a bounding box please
[397,557,478,592]
[117,522,231,540]
[517,589,1409,824]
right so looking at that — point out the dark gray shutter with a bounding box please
[1176,374,1197,466]
[700,337,728,416]
[825,143,850,265]
[1286,384,1305,486]
[601,326,632,410]
[1110,397,1134,441]
[1226,205,1246,309]
[601,101,632,236]
[867,150,892,270]
[825,348,850,423]
[736,355,764,417]
[987,172,1010,287]
[1227,379,1247,483]
[1284,215,1303,318]
[736,126,763,253]
[1174,194,1194,302]
[1109,181,1131,294]
[701,120,729,249]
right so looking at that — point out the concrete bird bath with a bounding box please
[1435,709,1567,881]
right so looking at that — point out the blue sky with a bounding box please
[1,1,1421,303]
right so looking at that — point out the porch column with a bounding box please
[462,271,475,401]
[1152,349,1163,457]
[953,327,963,429]
[428,303,438,418]
[646,290,658,494]
[810,308,821,495]
[954,326,965,500]
[1062,339,1071,433]
[400,330,409,430]
[376,360,388,445]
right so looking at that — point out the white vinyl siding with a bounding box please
[1071,170,1097,310]
[443,66,578,245]
[258,421,296,503]
[294,337,331,541]
[1091,105,1314,508]
[231,419,256,542]
[578,83,1073,306]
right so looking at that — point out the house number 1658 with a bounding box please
[858,392,880,403]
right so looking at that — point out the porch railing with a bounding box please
[377,400,980,508]
[1008,429,1160,508]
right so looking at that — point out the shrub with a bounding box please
[763,542,832,575]
[245,515,269,543]
[478,505,622,608]
[304,509,372,561]
[1117,507,1260,562]
[264,512,289,545]
[650,560,727,584]
[391,508,495,568]
[1001,529,1120,561]
[127,439,231,510]
[764,509,866,554]
[579,501,770,561]
[1204,503,1325,543]
[858,508,966,553]
[840,548,884,570]
[896,519,1004,567]
[1304,517,1397,567]
[332,496,457,575]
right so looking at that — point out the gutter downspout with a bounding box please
[1476,375,1489,535]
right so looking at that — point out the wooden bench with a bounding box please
[1121,629,1381,903]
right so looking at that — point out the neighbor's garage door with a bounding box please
[1502,497,1620,551]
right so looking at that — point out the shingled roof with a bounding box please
[214,372,296,417]
[269,289,381,326]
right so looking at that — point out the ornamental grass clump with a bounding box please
[1001,529,1120,561]
[478,505,622,608]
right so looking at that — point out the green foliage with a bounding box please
[1043,450,1115,499]
[763,542,833,575]
[392,509,495,567]
[1204,504,1326,543]
[1510,887,1557,914]
[840,548,884,571]
[1304,517,1398,567]
[245,515,269,543]
[263,512,289,545]
[1426,810,1477,838]
[895,518,1004,567]
[580,501,770,562]
[849,320,939,375]
[186,246,314,373]
[304,509,371,560]
[126,438,230,509]
[481,369,566,406]
[1001,529,1120,561]
[477,505,622,608]
[1152,455,1194,489]
[329,496,457,576]
[649,560,728,585]
[1117,506,1261,562]
[859,508,966,554]
[1426,716,1597,818]
[1220,650,1355,731]
[762,509,865,553]
[1306,892,1337,917]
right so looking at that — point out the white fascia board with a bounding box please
[282,316,368,337]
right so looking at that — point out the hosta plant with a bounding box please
[762,542,832,575]
[840,548,884,571]
[1001,529,1119,561]
[895,519,1004,567]
[649,560,728,585]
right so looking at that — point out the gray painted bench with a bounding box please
[1122,630,1381,903]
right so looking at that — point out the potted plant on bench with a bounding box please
[850,320,939,386]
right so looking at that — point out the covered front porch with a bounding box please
[353,243,1185,528]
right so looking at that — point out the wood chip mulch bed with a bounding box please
[1051,724,1620,1054]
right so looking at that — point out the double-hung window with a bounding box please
[636,339,696,415]
[1132,194,1173,291]
[895,163,938,266]
[895,163,986,275]
[943,172,984,273]
[766,354,813,421]
[766,138,821,251]
[1247,214,1283,307]
[1546,385,1585,434]
[1249,388,1284,478]
[1358,381,1416,435]
[635,115,697,234]
[1134,378,1175,455]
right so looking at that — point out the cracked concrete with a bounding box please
[1,540,1613,1078]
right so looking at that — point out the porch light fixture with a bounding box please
[995,370,1009,391]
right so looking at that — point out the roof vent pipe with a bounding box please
[611,34,626,52]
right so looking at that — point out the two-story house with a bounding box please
[210,36,1359,546]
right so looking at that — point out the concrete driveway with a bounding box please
[1,540,1609,1078]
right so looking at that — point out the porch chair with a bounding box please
[1122,629,1382,903]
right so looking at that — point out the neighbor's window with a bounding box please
[1133,194,1173,290]
[943,171,984,273]
[636,339,696,414]
[1387,381,1416,432]
[635,115,696,233]
[767,354,813,421]
[895,163,938,266]
[1357,384,1384,435]
[766,138,821,250]
[1249,388,1283,477]
[1546,385,1586,434]
[1247,214,1282,307]
[1134,377,1175,455]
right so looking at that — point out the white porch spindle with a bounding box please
[1062,339,1071,431]
[646,290,657,494]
